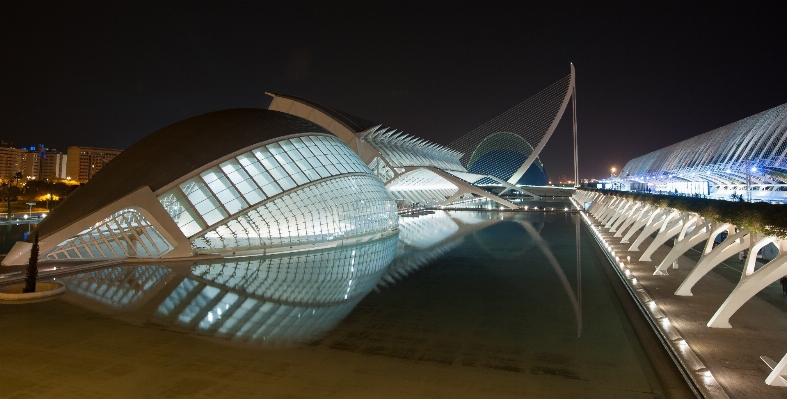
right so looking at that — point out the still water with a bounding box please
[0,222,36,254]
[0,209,672,398]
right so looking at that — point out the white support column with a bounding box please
[707,239,787,328]
[677,215,699,241]
[629,209,675,252]
[604,201,631,228]
[654,219,712,275]
[762,353,787,386]
[611,203,641,232]
[742,234,777,277]
[592,197,615,218]
[600,199,626,225]
[639,213,685,262]
[616,205,651,238]
[675,228,751,296]
[622,208,663,244]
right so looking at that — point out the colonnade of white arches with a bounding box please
[575,190,787,386]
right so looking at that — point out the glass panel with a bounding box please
[254,146,296,190]
[220,159,266,205]
[237,153,282,197]
[180,177,228,225]
[201,167,248,215]
[194,175,397,253]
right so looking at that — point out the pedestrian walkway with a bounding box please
[589,213,787,398]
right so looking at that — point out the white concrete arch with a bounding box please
[639,212,686,262]
[708,239,787,328]
[629,209,675,251]
[654,219,713,275]
[622,208,664,244]
[675,228,751,296]
[611,203,642,232]
[605,201,632,228]
[601,199,627,225]
[616,205,652,238]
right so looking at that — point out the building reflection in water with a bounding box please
[59,234,397,347]
[58,210,583,346]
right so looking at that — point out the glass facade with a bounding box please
[193,175,396,253]
[155,134,395,253]
[47,208,174,260]
[45,133,401,261]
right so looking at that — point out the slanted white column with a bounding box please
[707,239,786,328]
[605,201,631,228]
[597,196,619,218]
[654,219,712,275]
[601,199,627,225]
[611,203,642,232]
[675,228,750,296]
[622,208,663,244]
[615,205,650,238]
[762,353,787,386]
[639,212,685,261]
[676,215,699,241]
[629,209,675,251]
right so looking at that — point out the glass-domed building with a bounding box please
[2,109,398,265]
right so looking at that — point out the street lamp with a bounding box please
[25,202,35,219]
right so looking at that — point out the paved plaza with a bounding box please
[589,213,787,398]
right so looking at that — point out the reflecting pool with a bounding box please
[0,209,679,398]
[0,222,36,254]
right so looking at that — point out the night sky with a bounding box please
[2,1,785,181]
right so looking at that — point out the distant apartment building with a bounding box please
[66,146,122,183]
[0,141,24,182]
[41,150,68,181]
[21,150,40,179]
[19,145,69,181]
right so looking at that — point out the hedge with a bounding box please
[579,188,787,238]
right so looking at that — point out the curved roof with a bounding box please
[621,103,787,184]
[36,109,331,239]
[267,92,379,133]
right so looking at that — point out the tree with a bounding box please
[22,231,39,293]
[13,171,23,187]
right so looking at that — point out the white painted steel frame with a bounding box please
[619,103,787,199]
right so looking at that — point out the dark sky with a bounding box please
[2,1,785,181]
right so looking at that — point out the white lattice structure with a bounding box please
[449,64,577,185]
[268,93,524,209]
[618,103,787,202]
[48,209,174,260]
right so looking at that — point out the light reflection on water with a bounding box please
[52,207,583,347]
